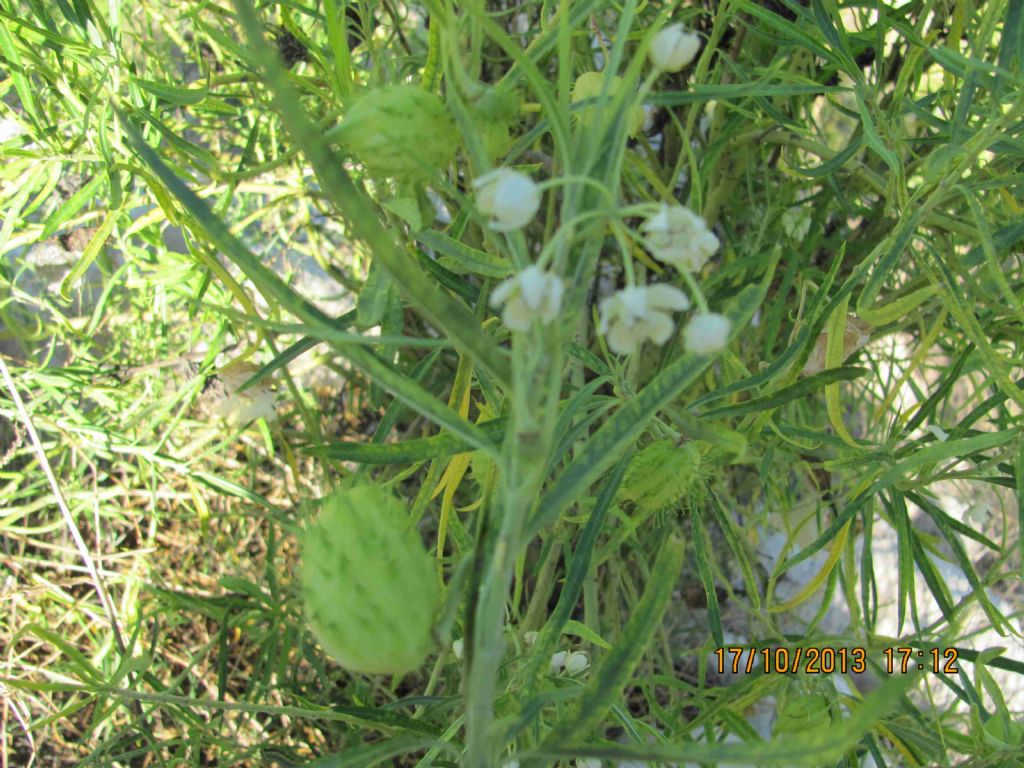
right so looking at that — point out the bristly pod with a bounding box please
[336,85,457,181]
[301,484,440,675]
[618,439,706,513]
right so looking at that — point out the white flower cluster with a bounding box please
[481,180,730,354]
[478,18,730,354]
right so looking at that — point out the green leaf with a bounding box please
[357,261,396,329]
[528,277,770,539]
[877,432,1016,489]
[999,0,1024,74]
[700,367,870,419]
[59,209,118,301]
[236,312,358,394]
[562,620,612,650]
[415,230,513,278]
[712,493,764,615]
[1018,439,1024,578]
[133,76,209,106]
[522,460,627,694]
[305,419,507,464]
[546,533,685,743]
[40,174,105,240]
[691,503,723,646]
[121,117,494,455]
[230,0,511,390]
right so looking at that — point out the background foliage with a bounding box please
[1,0,1022,766]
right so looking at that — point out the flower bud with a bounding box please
[474,168,541,231]
[683,312,732,354]
[301,485,440,675]
[550,650,568,675]
[564,651,590,676]
[649,23,701,73]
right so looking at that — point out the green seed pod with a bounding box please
[572,72,645,137]
[470,85,520,162]
[301,484,440,675]
[339,85,456,180]
[618,439,703,513]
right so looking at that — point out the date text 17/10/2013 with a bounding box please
[714,646,960,675]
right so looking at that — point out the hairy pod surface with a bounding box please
[339,85,456,180]
[301,484,440,674]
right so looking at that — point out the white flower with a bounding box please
[490,265,564,331]
[598,285,691,355]
[642,203,719,271]
[564,651,590,675]
[474,168,541,231]
[781,206,812,240]
[452,638,464,659]
[211,362,277,424]
[925,424,949,442]
[649,23,701,73]
[683,312,731,354]
[523,630,538,646]
[550,650,568,675]
[576,760,602,768]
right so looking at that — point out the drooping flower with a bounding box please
[474,168,541,231]
[564,651,590,676]
[642,203,720,272]
[550,650,569,675]
[490,265,564,331]
[598,284,691,355]
[683,312,732,354]
[649,23,702,73]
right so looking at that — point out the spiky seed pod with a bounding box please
[301,484,440,675]
[618,440,704,512]
[338,85,456,181]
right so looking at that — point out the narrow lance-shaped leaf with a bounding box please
[522,459,628,694]
[528,276,769,539]
[545,532,685,744]
[530,672,917,766]
[121,118,495,455]
[230,0,511,390]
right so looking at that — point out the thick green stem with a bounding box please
[465,330,562,766]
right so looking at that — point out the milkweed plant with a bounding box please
[1,0,1023,766]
